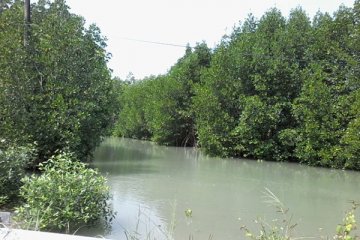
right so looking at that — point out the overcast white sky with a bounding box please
[64,0,355,79]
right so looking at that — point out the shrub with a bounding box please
[0,144,35,207]
[14,151,114,231]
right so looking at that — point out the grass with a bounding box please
[240,188,359,240]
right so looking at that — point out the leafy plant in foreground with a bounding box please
[14,151,114,232]
[334,202,359,240]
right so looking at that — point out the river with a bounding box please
[87,137,360,240]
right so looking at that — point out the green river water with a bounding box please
[86,137,360,240]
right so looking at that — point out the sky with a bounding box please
[64,0,356,79]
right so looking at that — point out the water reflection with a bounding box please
[88,137,360,240]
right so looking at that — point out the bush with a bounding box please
[0,144,35,207]
[14,152,114,231]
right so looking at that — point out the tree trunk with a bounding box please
[24,0,30,47]
[0,0,5,15]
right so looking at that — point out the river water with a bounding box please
[89,137,360,240]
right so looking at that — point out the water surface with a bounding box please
[90,137,360,239]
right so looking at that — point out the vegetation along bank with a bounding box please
[114,0,360,170]
[0,0,359,237]
[0,0,116,231]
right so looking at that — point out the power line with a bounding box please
[0,24,348,65]
[121,37,192,49]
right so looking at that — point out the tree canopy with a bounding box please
[0,0,118,163]
[114,1,360,170]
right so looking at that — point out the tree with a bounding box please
[340,90,360,169]
[115,43,212,147]
[114,2,360,169]
[0,0,117,163]
[115,79,152,139]
[292,66,341,167]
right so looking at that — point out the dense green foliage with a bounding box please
[115,43,211,146]
[115,2,360,169]
[0,145,35,207]
[0,0,117,163]
[15,152,113,231]
[0,0,116,231]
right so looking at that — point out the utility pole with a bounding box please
[0,0,5,15]
[24,0,30,47]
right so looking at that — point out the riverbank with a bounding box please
[0,228,108,240]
